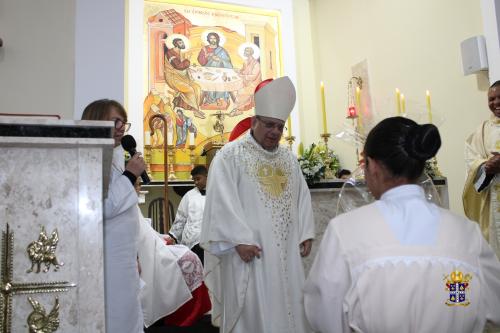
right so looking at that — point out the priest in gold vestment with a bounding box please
[463,81,500,259]
[201,77,315,333]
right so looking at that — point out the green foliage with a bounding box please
[298,143,341,185]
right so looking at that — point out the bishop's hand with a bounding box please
[300,239,313,257]
[236,244,261,263]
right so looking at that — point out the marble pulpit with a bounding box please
[0,118,114,332]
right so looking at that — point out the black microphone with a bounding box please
[121,134,151,184]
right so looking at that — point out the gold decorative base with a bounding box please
[167,145,177,180]
[144,144,153,181]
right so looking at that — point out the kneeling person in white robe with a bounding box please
[304,117,500,333]
[138,210,206,327]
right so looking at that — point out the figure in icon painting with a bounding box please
[175,109,197,147]
[163,34,205,119]
[229,43,262,117]
[197,32,235,110]
[145,5,280,179]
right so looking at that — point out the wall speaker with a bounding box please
[460,35,489,75]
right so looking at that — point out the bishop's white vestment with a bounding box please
[305,185,500,333]
[201,133,315,333]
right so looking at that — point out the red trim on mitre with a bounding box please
[254,78,274,94]
[229,117,253,142]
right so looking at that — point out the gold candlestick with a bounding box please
[144,144,153,181]
[320,133,335,179]
[189,144,196,172]
[167,144,177,180]
[320,133,331,146]
[285,135,295,150]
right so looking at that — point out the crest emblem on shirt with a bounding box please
[257,164,287,197]
[444,270,472,306]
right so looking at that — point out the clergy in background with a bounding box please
[201,76,315,333]
[304,117,500,333]
[463,80,500,259]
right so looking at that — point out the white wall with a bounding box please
[0,0,75,119]
[308,0,489,214]
[74,0,126,119]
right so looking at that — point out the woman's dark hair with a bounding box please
[364,116,441,181]
[81,99,127,122]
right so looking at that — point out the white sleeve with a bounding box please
[304,220,351,333]
[104,174,138,220]
[169,194,189,241]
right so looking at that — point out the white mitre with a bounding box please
[254,76,296,121]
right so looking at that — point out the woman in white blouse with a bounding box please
[304,116,500,333]
[82,99,146,333]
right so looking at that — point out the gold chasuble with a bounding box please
[463,115,500,258]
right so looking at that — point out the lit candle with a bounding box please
[144,131,151,145]
[426,90,432,123]
[167,131,173,145]
[320,82,327,134]
[355,86,362,129]
[189,131,195,145]
[287,117,292,137]
[400,93,406,115]
[395,88,401,115]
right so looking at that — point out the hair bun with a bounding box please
[404,124,441,161]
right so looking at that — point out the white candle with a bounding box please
[189,132,195,145]
[167,131,173,145]
[395,88,401,115]
[426,90,432,123]
[144,131,151,145]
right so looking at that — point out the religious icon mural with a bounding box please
[143,0,282,180]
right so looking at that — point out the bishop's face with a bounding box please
[488,86,500,118]
[251,116,285,151]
